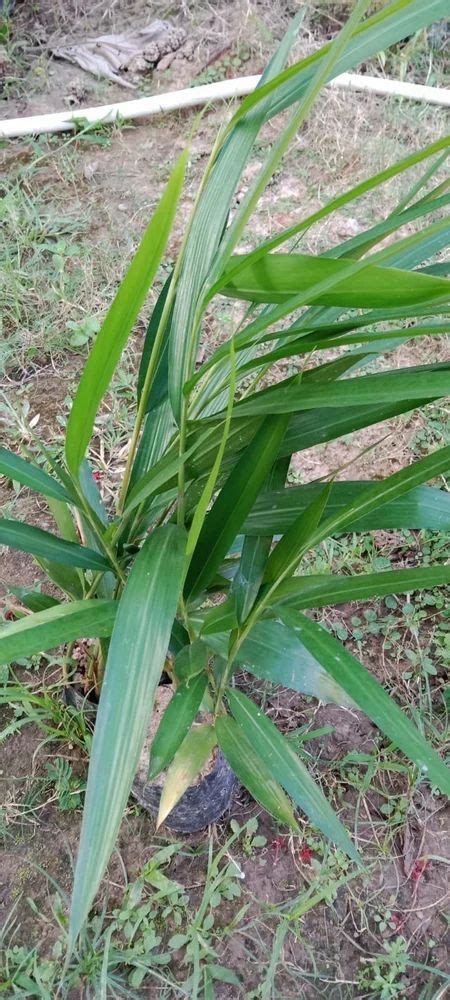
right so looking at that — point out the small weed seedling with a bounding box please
[231,816,268,857]
[358,935,410,999]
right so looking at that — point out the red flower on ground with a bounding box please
[298,845,314,864]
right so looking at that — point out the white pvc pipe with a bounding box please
[0,76,261,139]
[1,72,449,139]
[330,71,450,105]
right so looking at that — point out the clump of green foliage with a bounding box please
[0,0,449,952]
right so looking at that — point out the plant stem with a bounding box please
[84,572,104,599]
[63,640,76,685]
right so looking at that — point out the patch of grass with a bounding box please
[0,138,132,378]
[1,673,93,752]
[2,180,89,371]
[0,820,266,996]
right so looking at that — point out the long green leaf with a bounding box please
[0,519,111,572]
[422,263,450,277]
[0,600,117,665]
[306,446,450,552]
[79,459,117,600]
[243,483,450,535]
[230,350,384,421]
[65,151,187,474]
[124,450,187,516]
[0,447,72,504]
[235,621,352,705]
[228,689,359,860]
[37,558,85,600]
[221,253,449,308]
[331,193,450,261]
[215,715,299,830]
[281,611,450,796]
[169,619,190,658]
[198,564,450,631]
[278,397,436,458]
[148,673,208,779]
[200,301,449,379]
[395,149,449,214]
[47,496,80,543]
[222,217,450,356]
[69,524,186,946]
[239,324,450,375]
[6,585,59,614]
[281,305,450,343]
[78,460,109,527]
[198,599,237,637]
[191,349,366,456]
[214,0,370,272]
[186,339,236,561]
[231,365,450,419]
[255,0,450,122]
[185,416,289,600]
[125,424,221,518]
[168,17,299,422]
[157,723,216,827]
[39,498,86,598]
[270,565,450,611]
[232,535,271,625]
[211,136,449,298]
[206,236,450,381]
[137,272,173,412]
[187,396,434,481]
[78,463,116,600]
[205,620,352,707]
[388,222,450,270]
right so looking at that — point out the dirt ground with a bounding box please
[1,1,449,997]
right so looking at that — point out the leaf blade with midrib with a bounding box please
[0,600,117,665]
[65,151,187,474]
[69,524,187,947]
[0,448,73,504]
[0,519,112,572]
[281,610,450,796]
[216,715,299,830]
[228,689,359,860]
